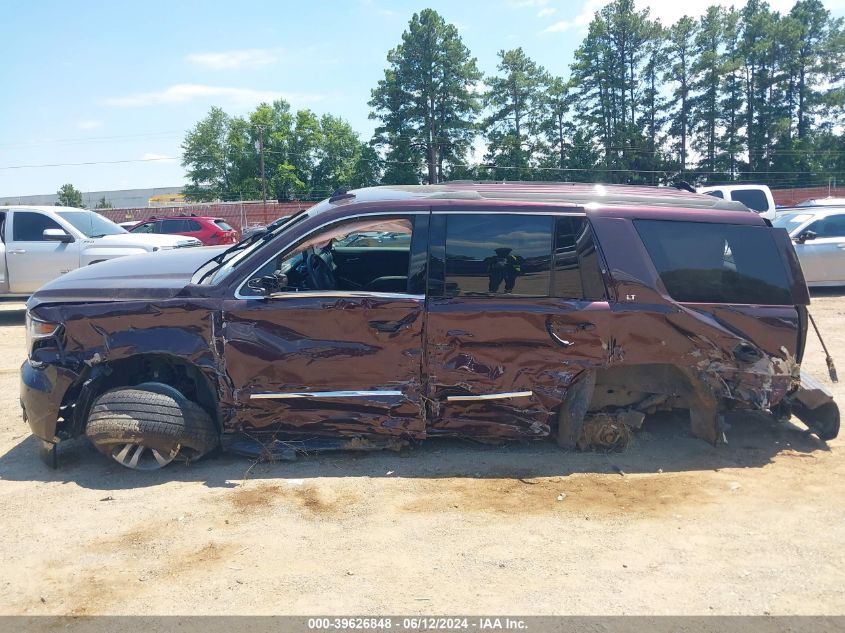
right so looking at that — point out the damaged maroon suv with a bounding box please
[20,183,839,470]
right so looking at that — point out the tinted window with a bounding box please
[12,212,62,241]
[131,222,157,234]
[161,219,186,232]
[444,214,552,297]
[806,215,845,238]
[552,217,606,300]
[731,189,768,212]
[184,219,203,232]
[214,220,234,231]
[635,220,792,305]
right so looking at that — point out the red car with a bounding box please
[129,215,238,246]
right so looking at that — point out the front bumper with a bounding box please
[20,360,79,444]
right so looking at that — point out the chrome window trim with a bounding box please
[251,390,404,400]
[431,210,586,216]
[446,390,534,402]
[234,210,426,300]
[259,291,424,301]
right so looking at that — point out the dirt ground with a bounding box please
[0,296,844,616]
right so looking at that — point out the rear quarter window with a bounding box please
[634,219,793,305]
[731,189,768,212]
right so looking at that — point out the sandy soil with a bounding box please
[0,295,843,616]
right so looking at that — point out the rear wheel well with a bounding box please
[68,355,221,436]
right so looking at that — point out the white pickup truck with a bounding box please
[697,184,777,221]
[0,205,202,296]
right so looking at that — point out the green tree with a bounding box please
[369,9,482,184]
[690,6,725,177]
[717,7,746,179]
[483,48,549,180]
[94,196,113,209]
[539,76,575,175]
[665,16,697,174]
[569,0,658,182]
[56,183,83,208]
[181,107,231,201]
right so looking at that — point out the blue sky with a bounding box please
[2,0,844,198]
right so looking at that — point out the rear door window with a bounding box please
[730,189,768,212]
[634,220,793,305]
[161,219,186,233]
[443,214,553,297]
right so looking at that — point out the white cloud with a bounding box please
[543,0,604,32]
[142,153,177,163]
[544,0,818,33]
[76,120,102,130]
[537,7,556,17]
[187,48,278,70]
[103,84,325,109]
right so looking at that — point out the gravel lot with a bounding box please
[0,295,843,616]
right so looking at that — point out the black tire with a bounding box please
[85,382,218,467]
[793,401,840,441]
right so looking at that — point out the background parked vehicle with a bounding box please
[795,197,845,208]
[697,184,776,220]
[0,206,202,296]
[773,208,845,287]
[130,215,238,245]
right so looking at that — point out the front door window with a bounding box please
[242,216,416,296]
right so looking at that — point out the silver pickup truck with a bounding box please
[0,205,202,296]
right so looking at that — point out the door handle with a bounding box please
[549,331,574,347]
[7,249,25,254]
[577,322,596,331]
[369,319,403,333]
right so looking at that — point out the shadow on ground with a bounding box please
[0,307,26,326]
[0,410,831,491]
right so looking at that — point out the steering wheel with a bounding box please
[306,250,336,290]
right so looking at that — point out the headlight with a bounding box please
[26,313,59,358]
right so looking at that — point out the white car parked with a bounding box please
[773,207,845,287]
[0,206,202,296]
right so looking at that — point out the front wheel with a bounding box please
[85,382,218,470]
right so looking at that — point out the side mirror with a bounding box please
[43,228,73,243]
[246,271,288,296]
[796,230,817,244]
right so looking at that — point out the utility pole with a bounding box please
[255,126,267,206]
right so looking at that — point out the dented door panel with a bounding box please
[220,295,425,438]
[425,298,609,438]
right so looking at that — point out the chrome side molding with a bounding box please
[446,390,533,402]
[250,390,404,400]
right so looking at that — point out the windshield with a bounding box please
[772,212,814,234]
[192,208,316,285]
[58,211,126,237]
